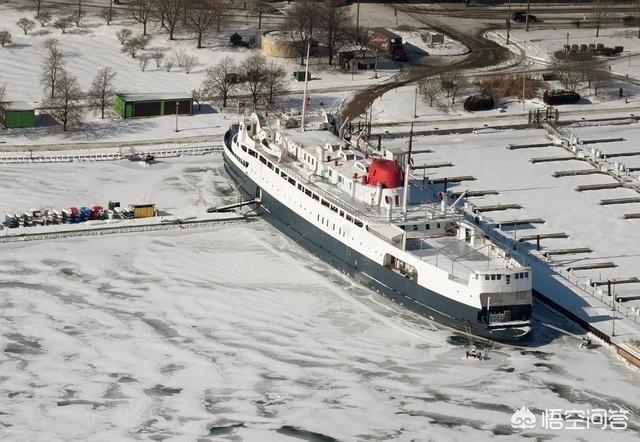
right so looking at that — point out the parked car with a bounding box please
[513,13,537,23]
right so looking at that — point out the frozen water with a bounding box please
[0,154,639,441]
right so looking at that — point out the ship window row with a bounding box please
[246,143,365,230]
[479,271,528,281]
[232,144,249,167]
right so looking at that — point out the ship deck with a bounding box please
[271,150,516,279]
[404,232,519,282]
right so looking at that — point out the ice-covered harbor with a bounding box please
[1,154,640,441]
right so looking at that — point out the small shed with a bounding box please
[338,50,377,71]
[130,204,156,218]
[0,102,36,129]
[114,93,193,119]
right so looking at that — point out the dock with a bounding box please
[0,212,250,243]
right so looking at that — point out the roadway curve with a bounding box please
[341,3,517,122]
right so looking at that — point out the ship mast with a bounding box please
[401,123,413,220]
[300,38,311,132]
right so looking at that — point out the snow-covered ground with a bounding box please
[393,29,468,57]
[1,154,640,441]
[0,3,394,146]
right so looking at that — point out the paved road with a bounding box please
[342,2,515,122]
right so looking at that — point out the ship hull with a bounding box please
[223,134,530,344]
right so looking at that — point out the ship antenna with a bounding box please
[300,37,311,132]
[401,122,414,220]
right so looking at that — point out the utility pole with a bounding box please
[506,0,512,44]
[525,0,531,32]
[374,49,378,79]
[609,280,616,337]
[522,41,526,110]
[355,0,360,44]
[414,86,418,118]
[175,101,180,132]
[368,101,373,139]
[301,39,311,132]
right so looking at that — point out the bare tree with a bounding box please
[174,48,188,67]
[202,56,238,107]
[183,54,196,73]
[41,38,64,98]
[17,18,36,35]
[241,52,267,109]
[152,49,164,67]
[157,0,184,40]
[282,0,316,65]
[438,70,466,106]
[586,58,610,97]
[73,10,86,27]
[43,37,59,51]
[191,88,203,111]
[122,35,151,58]
[211,0,229,33]
[249,0,269,30]
[418,76,442,106]
[0,81,6,104]
[139,55,150,71]
[264,61,286,104]
[36,11,51,27]
[592,0,605,38]
[116,28,133,45]
[165,56,175,71]
[33,0,44,15]
[551,52,583,92]
[44,70,83,131]
[129,0,154,35]
[100,9,116,25]
[318,1,352,66]
[53,16,74,34]
[0,31,12,47]
[88,66,116,118]
[185,1,217,48]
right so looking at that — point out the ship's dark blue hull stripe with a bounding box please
[223,147,526,342]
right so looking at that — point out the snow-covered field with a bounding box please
[1,154,640,441]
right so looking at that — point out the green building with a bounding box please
[0,102,36,129]
[114,93,193,119]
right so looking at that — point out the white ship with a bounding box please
[223,111,533,343]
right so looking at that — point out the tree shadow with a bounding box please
[31,29,51,37]
[5,43,31,50]
[67,28,93,35]
[35,113,58,128]
[193,104,218,115]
